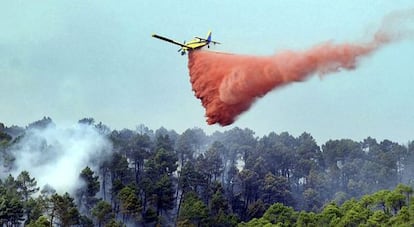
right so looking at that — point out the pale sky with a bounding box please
[1,1,413,145]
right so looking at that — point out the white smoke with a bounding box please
[9,123,112,194]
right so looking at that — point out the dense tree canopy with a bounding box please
[1,118,414,226]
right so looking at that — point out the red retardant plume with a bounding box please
[188,43,376,126]
[188,9,413,126]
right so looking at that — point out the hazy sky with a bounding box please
[1,1,413,144]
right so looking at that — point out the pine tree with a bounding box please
[91,200,114,227]
[51,193,80,226]
[77,166,100,212]
[16,170,40,223]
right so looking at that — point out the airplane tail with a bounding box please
[206,31,212,42]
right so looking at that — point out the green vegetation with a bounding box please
[0,118,414,226]
[239,184,414,226]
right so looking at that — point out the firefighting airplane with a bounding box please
[152,31,221,55]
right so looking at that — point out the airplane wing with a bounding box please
[152,34,192,48]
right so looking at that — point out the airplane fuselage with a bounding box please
[180,39,209,53]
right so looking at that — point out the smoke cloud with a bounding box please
[188,9,414,126]
[8,124,112,194]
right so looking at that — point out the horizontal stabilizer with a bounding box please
[195,36,221,44]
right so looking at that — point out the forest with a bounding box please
[1,117,414,226]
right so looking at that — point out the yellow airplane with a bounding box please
[152,31,221,55]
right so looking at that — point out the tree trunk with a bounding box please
[176,190,184,221]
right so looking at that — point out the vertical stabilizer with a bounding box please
[206,31,212,42]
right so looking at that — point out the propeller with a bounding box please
[177,40,186,53]
[178,48,186,55]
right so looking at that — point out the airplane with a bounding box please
[152,30,221,55]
